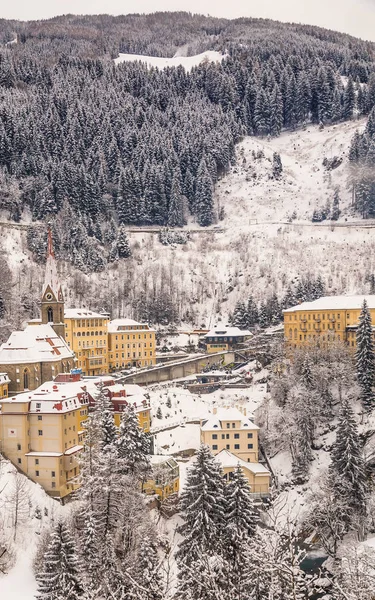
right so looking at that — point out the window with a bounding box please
[38,415,42,421]
[247,433,253,439]
[226,423,230,429]
[38,430,43,436]
[212,444,218,450]
[234,444,240,450]
[248,444,253,449]
[35,459,39,465]
[51,482,56,489]
[51,471,55,477]
[212,434,217,440]
[17,458,21,464]
[234,433,239,439]
[232,423,236,428]
[17,444,21,451]
[23,368,29,390]
[226,433,230,439]
[35,470,39,477]
[226,444,230,450]
[221,434,225,439]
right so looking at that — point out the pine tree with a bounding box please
[195,158,214,227]
[332,188,341,221]
[246,296,259,328]
[156,406,162,419]
[343,76,355,120]
[232,301,247,328]
[117,225,132,258]
[176,444,225,565]
[272,152,283,179]
[132,536,164,600]
[330,397,367,515]
[116,405,151,480]
[355,299,375,410]
[301,355,314,389]
[35,520,85,600]
[168,172,184,227]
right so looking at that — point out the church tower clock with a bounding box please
[41,229,65,339]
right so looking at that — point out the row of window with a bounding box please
[71,320,105,327]
[73,331,105,337]
[212,433,253,440]
[212,443,253,450]
[114,342,153,350]
[112,352,153,360]
[114,333,153,340]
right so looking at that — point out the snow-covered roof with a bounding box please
[123,384,145,396]
[25,451,63,457]
[201,407,258,431]
[216,449,270,475]
[64,445,83,455]
[64,308,109,320]
[283,295,375,313]
[0,324,75,365]
[204,326,252,339]
[108,318,155,333]
[150,454,178,467]
[3,380,89,414]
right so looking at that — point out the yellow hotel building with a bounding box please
[64,309,110,376]
[0,373,10,399]
[0,380,88,499]
[283,295,375,349]
[108,319,156,371]
[200,407,270,497]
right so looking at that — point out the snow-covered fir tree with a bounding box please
[116,404,151,480]
[176,444,225,598]
[355,299,375,410]
[35,520,85,600]
[330,397,367,518]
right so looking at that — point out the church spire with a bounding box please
[41,229,65,339]
[42,228,62,301]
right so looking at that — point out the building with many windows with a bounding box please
[200,406,270,497]
[143,455,180,501]
[108,319,156,370]
[64,309,110,376]
[0,373,10,399]
[0,379,89,498]
[203,326,252,354]
[283,295,375,349]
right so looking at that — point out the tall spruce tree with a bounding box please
[330,397,367,516]
[116,405,151,480]
[35,520,85,600]
[355,299,375,410]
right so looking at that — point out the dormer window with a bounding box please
[213,424,218,428]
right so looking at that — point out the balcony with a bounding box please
[299,317,307,322]
[300,326,307,332]
[85,356,105,367]
[328,316,336,322]
[314,325,321,332]
[313,316,321,322]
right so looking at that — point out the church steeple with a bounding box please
[41,229,65,339]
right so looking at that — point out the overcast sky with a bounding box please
[3,1,375,42]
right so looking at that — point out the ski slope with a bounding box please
[114,50,227,70]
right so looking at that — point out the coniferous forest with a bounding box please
[1,14,375,271]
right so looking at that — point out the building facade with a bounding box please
[283,295,375,349]
[203,326,252,354]
[0,380,89,498]
[0,324,75,395]
[108,319,156,370]
[200,406,270,496]
[143,455,180,501]
[64,309,110,376]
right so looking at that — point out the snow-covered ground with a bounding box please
[114,50,227,70]
[0,460,67,600]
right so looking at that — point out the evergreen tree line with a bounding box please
[348,104,375,218]
[232,275,325,330]
[269,338,370,561]
[35,388,160,600]
[1,14,375,269]
[175,443,321,600]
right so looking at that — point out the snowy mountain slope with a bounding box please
[217,117,366,226]
[114,50,226,70]
[1,118,375,332]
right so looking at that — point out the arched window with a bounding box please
[47,307,53,323]
[59,308,63,323]
[294,328,298,340]
[23,368,29,390]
